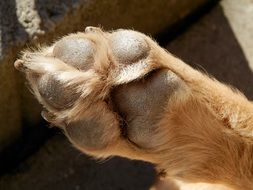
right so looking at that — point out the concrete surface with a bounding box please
[221,0,253,69]
[0,0,212,152]
[1,2,253,190]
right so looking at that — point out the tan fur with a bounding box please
[14,27,253,190]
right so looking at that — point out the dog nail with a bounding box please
[14,59,26,72]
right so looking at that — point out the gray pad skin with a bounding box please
[65,117,110,149]
[39,30,151,111]
[53,37,94,71]
[110,30,150,64]
[38,74,80,109]
[37,37,95,110]
[112,69,182,148]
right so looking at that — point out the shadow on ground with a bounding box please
[0,135,155,190]
[167,5,253,100]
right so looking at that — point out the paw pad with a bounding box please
[38,74,80,109]
[53,37,94,71]
[110,30,150,64]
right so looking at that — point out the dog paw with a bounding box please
[14,27,186,154]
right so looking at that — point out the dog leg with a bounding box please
[15,27,253,190]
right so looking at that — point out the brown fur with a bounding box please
[14,27,253,190]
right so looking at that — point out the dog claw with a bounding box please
[85,26,102,33]
[14,59,26,72]
[41,110,55,122]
